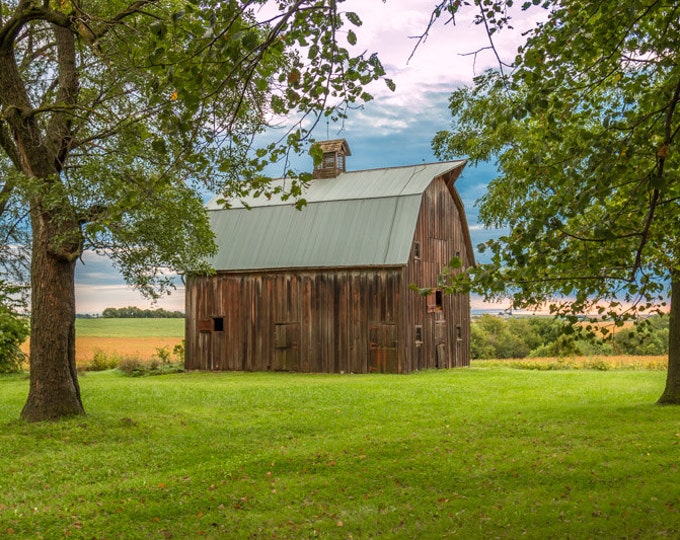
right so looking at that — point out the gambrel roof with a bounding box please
[205,160,471,271]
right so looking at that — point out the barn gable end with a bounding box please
[185,144,473,373]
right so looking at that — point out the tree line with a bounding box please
[101,306,184,319]
[472,315,669,360]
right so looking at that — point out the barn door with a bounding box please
[368,323,398,373]
[434,320,448,369]
[198,317,219,370]
[273,323,300,371]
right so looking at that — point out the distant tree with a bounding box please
[430,1,680,403]
[0,281,28,374]
[613,316,670,356]
[102,306,184,318]
[471,315,577,359]
[0,1,387,421]
[471,315,530,359]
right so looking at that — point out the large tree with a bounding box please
[0,0,386,421]
[430,0,680,403]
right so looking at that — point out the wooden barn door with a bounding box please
[273,323,300,371]
[198,317,217,370]
[368,323,398,373]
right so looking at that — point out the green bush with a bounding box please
[470,314,530,359]
[172,340,185,364]
[583,358,610,371]
[529,334,580,358]
[86,349,120,371]
[0,310,29,374]
[117,354,184,377]
[612,316,669,355]
[574,338,614,356]
[154,345,172,365]
[117,356,146,377]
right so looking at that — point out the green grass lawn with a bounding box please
[1,368,678,538]
[75,318,184,337]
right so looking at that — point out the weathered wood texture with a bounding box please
[401,176,472,372]
[185,268,403,372]
[185,174,471,373]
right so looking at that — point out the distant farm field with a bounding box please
[21,318,184,364]
[75,318,184,337]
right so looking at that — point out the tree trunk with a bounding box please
[20,208,84,422]
[658,269,680,405]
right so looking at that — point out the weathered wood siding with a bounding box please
[185,171,473,373]
[401,177,472,371]
[185,268,404,373]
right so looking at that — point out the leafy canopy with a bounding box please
[0,280,28,373]
[0,0,388,297]
[432,0,680,321]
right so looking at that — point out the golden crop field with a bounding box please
[21,318,185,366]
[474,355,667,371]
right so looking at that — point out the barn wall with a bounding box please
[401,178,471,371]
[185,268,404,373]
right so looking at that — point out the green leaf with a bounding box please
[345,12,363,26]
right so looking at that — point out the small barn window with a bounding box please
[414,325,423,345]
[456,324,462,341]
[413,241,421,260]
[322,152,336,169]
[427,289,443,313]
[213,317,224,332]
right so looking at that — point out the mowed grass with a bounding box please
[1,368,678,539]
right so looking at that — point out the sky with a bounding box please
[74,1,543,315]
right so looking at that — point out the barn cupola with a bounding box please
[311,139,351,179]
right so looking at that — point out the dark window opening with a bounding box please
[456,325,462,341]
[426,289,443,313]
[415,325,423,344]
[213,317,224,332]
[414,241,421,259]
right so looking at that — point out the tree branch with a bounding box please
[0,1,70,53]
[47,23,79,172]
[0,121,21,168]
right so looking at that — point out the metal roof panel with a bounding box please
[205,160,467,271]
[206,161,465,210]
[208,195,423,270]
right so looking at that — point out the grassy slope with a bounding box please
[1,369,678,538]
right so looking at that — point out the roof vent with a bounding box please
[311,139,351,179]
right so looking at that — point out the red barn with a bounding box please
[185,140,474,373]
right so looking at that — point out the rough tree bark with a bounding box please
[0,19,85,421]
[658,270,680,405]
[21,207,84,421]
